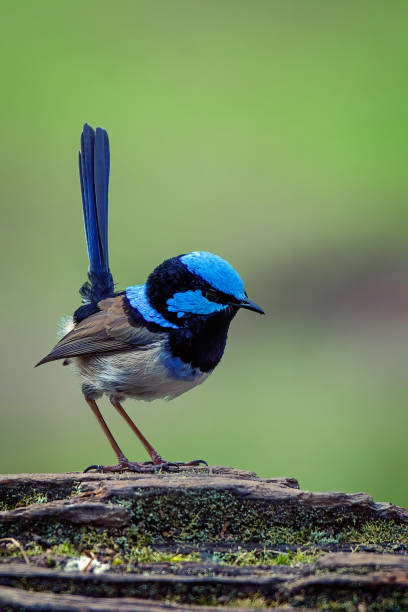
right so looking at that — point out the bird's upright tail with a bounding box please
[76,123,114,320]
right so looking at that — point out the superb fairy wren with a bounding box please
[37,124,264,472]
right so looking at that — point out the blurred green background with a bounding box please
[1,1,407,506]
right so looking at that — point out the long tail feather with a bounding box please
[77,123,114,315]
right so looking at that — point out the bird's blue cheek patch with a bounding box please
[126,285,179,329]
[167,290,227,317]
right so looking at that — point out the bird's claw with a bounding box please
[83,464,104,473]
[174,459,208,467]
[153,461,180,472]
[140,459,208,468]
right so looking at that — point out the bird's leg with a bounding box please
[83,397,164,473]
[110,399,165,465]
[110,399,208,469]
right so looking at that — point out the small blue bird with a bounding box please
[37,124,264,472]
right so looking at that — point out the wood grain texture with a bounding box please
[0,467,407,610]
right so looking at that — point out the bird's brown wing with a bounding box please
[36,295,162,366]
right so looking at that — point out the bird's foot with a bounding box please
[83,459,180,474]
[142,459,208,468]
[84,457,208,474]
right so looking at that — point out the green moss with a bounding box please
[1,530,407,609]
[0,481,88,511]
[0,489,48,511]
[69,481,83,497]
[105,489,407,548]
[0,528,321,570]
[1,494,407,554]
[225,593,271,608]
[119,489,340,544]
[216,546,321,567]
[126,546,201,565]
[1,489,407,573]
[49,541,79,557]
[122,490,408,551]
[342,520,408,547]
[311,593,408,611]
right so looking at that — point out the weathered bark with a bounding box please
[0,584,303,612]
[1,467,406,528]
[0,467,407,610]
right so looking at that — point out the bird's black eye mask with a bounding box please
[201,287,241,305]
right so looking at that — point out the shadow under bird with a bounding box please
[37,124,264,472]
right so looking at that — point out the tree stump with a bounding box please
[0,466,407,611]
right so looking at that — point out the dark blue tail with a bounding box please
[76,123,114,320]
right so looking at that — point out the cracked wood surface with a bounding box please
[0,467,407,610]
[1,467,406,527]
[0,554,407,611]
[0,585,304,611]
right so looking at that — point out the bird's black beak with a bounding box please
[238,298,265,315]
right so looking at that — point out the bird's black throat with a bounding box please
[168,308,237,373]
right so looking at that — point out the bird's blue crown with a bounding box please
[180,252,245,301]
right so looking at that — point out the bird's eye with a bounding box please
[202,288,222,303]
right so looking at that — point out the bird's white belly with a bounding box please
[72,344,209,402]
